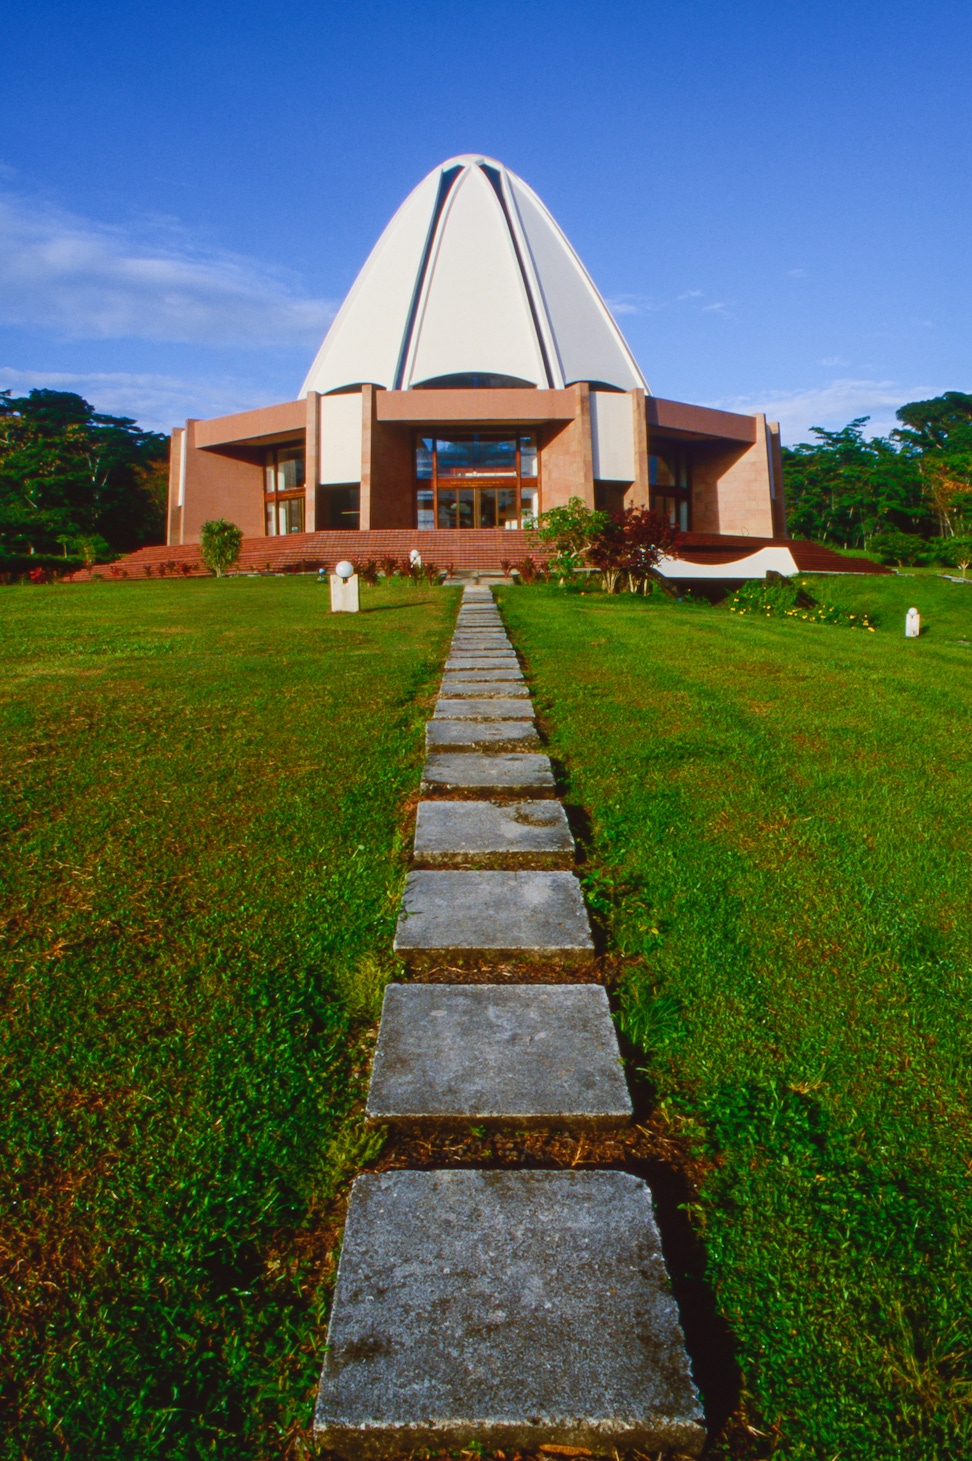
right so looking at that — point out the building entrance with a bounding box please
[415,431,538,529]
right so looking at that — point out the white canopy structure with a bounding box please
[301,155,649,397]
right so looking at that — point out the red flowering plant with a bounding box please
[587,507,683,593]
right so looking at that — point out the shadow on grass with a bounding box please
[614,1023,742,1446]
[360,598,436,613]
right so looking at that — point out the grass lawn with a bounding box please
[0,575,456,1460]
[497,574,972,1461]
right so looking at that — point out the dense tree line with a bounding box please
[0,390,169,562]
[782,391,972,564]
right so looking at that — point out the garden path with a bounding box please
[314,586,704,1458]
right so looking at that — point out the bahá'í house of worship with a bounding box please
[162,155,874,579]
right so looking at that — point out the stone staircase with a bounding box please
[314,586,705,1458]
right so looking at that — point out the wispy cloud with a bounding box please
[787,267,807,278]
[606,288,730,319]
[0,191,336,346]
[605,292,667,316]
[708,377,942,445]
[0,366,281,432]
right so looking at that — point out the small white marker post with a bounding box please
[905,606,920,638]
[330,559,359,613]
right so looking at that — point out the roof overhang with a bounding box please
[194,400,305,450]
[647,398,757,444]
[375,387,577,426]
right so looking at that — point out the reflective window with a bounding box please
[416,487,434,530]
[520,435,538,478]
[436,435,517,476]
[416,438,434,479]
[649,453,675,488]
[264,443,306,536]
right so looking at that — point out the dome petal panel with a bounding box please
[300,167,443,395]
[299,155,649,397]
[404,166,548,389]
[507,176,648,392]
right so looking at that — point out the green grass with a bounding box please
[496,575,972,1461]
[0,575,456,1460]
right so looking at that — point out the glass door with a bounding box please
[649,444,691,531]
[415,432,539,529]
[264,443,306,535]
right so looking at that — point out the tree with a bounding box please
[782,419,925,548]
[0,390,168,555]
[533,497,611,584]
[200,520,243,577]
[619,506,683,589]
[893,394,972,538]
[586,507,683,592]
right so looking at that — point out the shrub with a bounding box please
[941,536,972,576]
[587,507,683,593]
[199,519,243,577]
[534,496,610,557]
[513,556,540,583]
[870,529,927,566]
[378,555,400,578]
[728,575,877,630]
[358,559,380,586]
[0,552,83,580]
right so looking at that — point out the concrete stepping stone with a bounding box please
[366,983,631,1128]
[439,679,530,698]
[314,1168,704,1458]
[433,698,534,720]
[420,752,555,797]
[413,798,574,867]
[426,720,540,753]
[451,638,512,650]
[394,869,594,964]
[445,655,519,670]
[441,665,524,681]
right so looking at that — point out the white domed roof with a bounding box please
[301,155,649,396]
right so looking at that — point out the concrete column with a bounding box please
[577,383,595,510]
[305,391,320,531]
[167,427,185,545]
[769,421,787,537]
[359,385,375,531]
[712,413,776,538]
[629,389,650,509]
[537,385,593,512]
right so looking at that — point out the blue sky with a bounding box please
[1,0,968,441]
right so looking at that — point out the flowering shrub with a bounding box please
[513,555,544,583]
[727,576,876,630]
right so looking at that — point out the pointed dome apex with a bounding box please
[301,157,648,397]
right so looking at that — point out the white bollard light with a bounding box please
[905,607,920,638]
[330,561,359,613]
